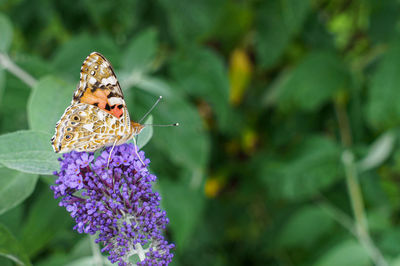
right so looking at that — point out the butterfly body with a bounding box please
[51,52,144,153]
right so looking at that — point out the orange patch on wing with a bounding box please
[81,89,109,106]
[80,89,123,118]
[110,107,124,118]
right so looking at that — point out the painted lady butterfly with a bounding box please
[51,52,145,155]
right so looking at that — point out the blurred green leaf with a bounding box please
[369,1,400,43]
[158,0,224,44]
[0,130,59,175]
[160,178,204,252]
[358,131,396,172]
[0,68,4,104]
[277,206,334,248]
[170,46,230,131]
[0,168,38,215]
[64,257,112,266]
[314,239,370,266]
[260,136,342,200]
[275,51,349,112]
[0,223,31,266]
[52,34,119,80]
[20,186,71,258]
[366,41,400,129]
[0,13,13,52]
[379,228,400,256]
[256,0,310,68]
[132,78,209,171]
[122,28,158,74]
[0,206,23,237]
[27,76,72,134]
[0,74,30,132]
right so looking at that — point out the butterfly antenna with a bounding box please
[142,123,180,127]
[138,96,163,124]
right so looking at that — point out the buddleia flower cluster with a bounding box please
[51,143,174,265]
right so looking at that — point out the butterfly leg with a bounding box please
[107,138,119,168]
[132,135,145,166]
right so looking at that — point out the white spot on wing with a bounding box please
[83,123,94,132]
[98,111,105,120]
[108,97,124,105]
[89,76,96,84]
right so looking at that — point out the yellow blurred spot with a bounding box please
[205,178,222,198]
[229,48,252,105]
[242,128,258,155]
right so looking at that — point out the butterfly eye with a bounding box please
[64,134,73,141]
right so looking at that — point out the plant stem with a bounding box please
[0,52,37,88]
[335,101,387,266]
[342,150,387,266]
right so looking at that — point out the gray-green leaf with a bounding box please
[0,130,59,175]
[28,76,72,134]
[0,13,13,52]
[0,168,38,215]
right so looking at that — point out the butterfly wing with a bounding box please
[72,52,127,119]
[52,52,136,153]
[52,103,132,153]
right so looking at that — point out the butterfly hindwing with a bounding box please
[52,104,118,152]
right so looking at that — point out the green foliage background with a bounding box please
[0,0,400,265]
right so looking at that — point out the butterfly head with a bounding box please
[131,121,144,135]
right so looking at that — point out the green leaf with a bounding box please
[256,0,310,68]
[368,1,400,44]
[28,76,72,134]
[0,168,38,215]
[0,130,59,175]
[52,34,119,80]
[20,186,72,258]
[122,28,158,74]
[277,206,334,248]
[0,223,31,266]
[260,136,342,200]
[170,46,230,131]
[314,239,370,266]
[0,68,5,104]
[366,41,400,129]
[160,178,204,251]
[64,257,112,266]
[276,51,349,112]
[130,77,210,171]
[158,0,224,44]
[0,73,30,132]
[0,13,13,52]
[358,131,396,172]
[135,115,153,150]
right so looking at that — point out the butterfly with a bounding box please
[51,52,145,158]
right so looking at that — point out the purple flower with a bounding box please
[51,143,175,265]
